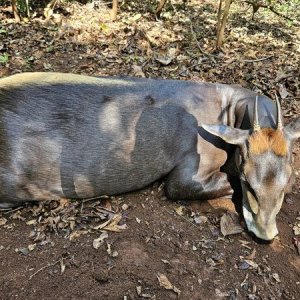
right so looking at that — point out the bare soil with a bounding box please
[0,1,300,299]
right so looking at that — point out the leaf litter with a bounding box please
[157,272,181,296]
[4,198,127,246]
[220,212,244,236]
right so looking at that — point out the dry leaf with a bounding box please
[94,214,127,232]
[60,258,66,274]
[69,230,88,241]
[244,49,257,59]
[136,286,142,296]
[28,244,36,251]
[293,237,300,255]
[240,273,249,287]
[279,84,288,99]
[156,56,173,66]
[161,259,170,265]
[174,206,185,216]
[93,232,108,249]
[194,215,208,225]
[272,273,281,282]
[0,217,7,226]
[220,212,244,236]
[245,248,256,260]
[132,65,145,77]
[215,288,230,297]
[26,219,37,225]
[122,204,129,211]
[293,223,300,235]
[157,273,181,295]
[107,243,118,257]
[132,13,142,21]
[243,259,258,269]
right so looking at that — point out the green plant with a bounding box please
[0,53,9,64]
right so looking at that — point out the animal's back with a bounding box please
[0,73,215,204]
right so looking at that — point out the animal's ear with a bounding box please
[284,117,300,140]
[202,124,249,146]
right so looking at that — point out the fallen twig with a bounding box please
[1,206,24,214]
[245,1,297,24]
[243,55,274,63]
[190,24,217,60]
[178,62,203,76]
[29,259,60,280]
[82,195,110,203]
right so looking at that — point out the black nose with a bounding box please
[249,232,274,244]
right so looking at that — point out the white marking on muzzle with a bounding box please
[243,204,278,241]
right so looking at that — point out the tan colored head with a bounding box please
[203,96,300,242]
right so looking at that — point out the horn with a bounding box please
[275,93,283,130]
[253,96,260,131]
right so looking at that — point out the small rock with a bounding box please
[93,270,109,283]
[136,286,142,295]
[122,204,129,211]
[194,215,208,225]
[238,261,250,270]
[272,273,281,283]
[206,258,216,267]
[16,247,29,256]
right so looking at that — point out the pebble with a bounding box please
[238,261,250,270]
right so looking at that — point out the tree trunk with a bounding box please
[216,0,232,49]
[156,0,168,18]
[12,0,20,22]
[111,0,118,21]
[216,0,223,36]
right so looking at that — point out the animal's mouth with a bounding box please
[241,183,278,242]
[242,200,278,242]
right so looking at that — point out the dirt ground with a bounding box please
[0,1,300,299]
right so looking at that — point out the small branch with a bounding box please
[156,0,168,18]
[245,1,296,23]
[178,62,203,76]
[29,259,60,280]
[190,24,217,59]
[243,55,273,63]
[268,5,294,22]
[1,206,24,214]
[81,195,109,203]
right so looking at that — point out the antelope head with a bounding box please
[203,96,300,242]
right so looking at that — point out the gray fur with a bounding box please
[0,72,299,242]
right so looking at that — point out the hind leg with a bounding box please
[0,171,27,208]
